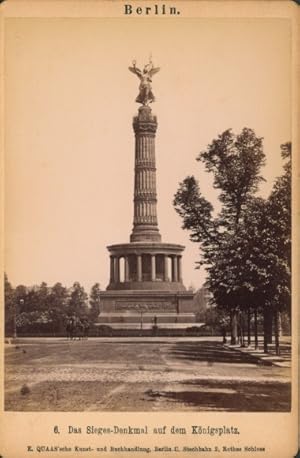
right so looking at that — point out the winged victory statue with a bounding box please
[128,59,160,106]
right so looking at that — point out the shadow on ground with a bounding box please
[169,341,272,365]
[145,379,291,412]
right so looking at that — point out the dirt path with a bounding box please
[5,338,291,411]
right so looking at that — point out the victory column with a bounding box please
[98,59,194,332]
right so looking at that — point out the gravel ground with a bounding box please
[5,338,291,412]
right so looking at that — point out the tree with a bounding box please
[47,283,69,334]
[261,143,291,353]
[36,282,50,311]
[240,144,291,353]
[236,196,273,350]
[4,274,15,336]
[174,128,266,344]
[67,282,88,318]
[14,284,27,308]
[174,132,291,353]
[89,283,101,323]
[13,284,28,335]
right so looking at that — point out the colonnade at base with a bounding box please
[109,253,183,284]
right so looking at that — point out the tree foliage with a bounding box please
[67,282,89,318]
[4,277,98,336]
[4,273,15,335]
[89,283,101,322]
[174,129,291,349]
[174,128,266,308]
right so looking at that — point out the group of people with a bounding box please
[66,316,90,340]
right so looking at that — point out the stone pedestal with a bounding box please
[98,290,195,330]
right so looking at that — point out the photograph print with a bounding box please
[4,16,292,413]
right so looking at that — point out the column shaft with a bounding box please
[178,256,183,283]
[172,256,178,282]
[114,257,120,283]
[125,256,129,282]
[151,255,156,281]
[110,256,114,283]
[137,255,142,281]
[164,255,169,281]
[131,107,161,242]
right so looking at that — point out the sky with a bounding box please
[4,17,291,293]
